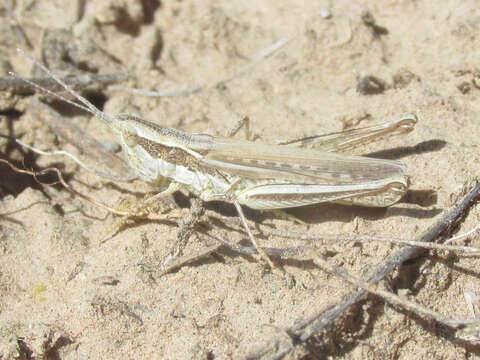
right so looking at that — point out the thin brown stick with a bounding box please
[1,158,186,223]
[314,257,476,330]
[268,230,480,255]
[0,158,131,216]
[246,179,480,360]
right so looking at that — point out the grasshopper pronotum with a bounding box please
[14,49,417,267]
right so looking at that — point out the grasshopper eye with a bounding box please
[122,128,138,148]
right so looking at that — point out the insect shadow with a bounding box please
[366,139,447,160]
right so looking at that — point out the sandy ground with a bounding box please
[0,1,480,359]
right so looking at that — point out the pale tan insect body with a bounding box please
[16,48,417,267]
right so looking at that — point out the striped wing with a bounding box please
[197,136,407,186]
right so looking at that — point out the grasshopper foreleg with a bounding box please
[102,181,183,242]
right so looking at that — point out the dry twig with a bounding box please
[246,179,480,360]
[314,257,478,331]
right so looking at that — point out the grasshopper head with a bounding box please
[113,113,200,184]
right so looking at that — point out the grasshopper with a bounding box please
[14,49,416,267]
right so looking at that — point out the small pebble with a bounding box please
[457,81,471,94]
[357,75,386,95]
[92,275,120,286]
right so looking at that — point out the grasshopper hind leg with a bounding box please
[280,114,417,154]
[333,181,408,207]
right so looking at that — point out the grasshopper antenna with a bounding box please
[13,48,120,132]
[8,71,92,114]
